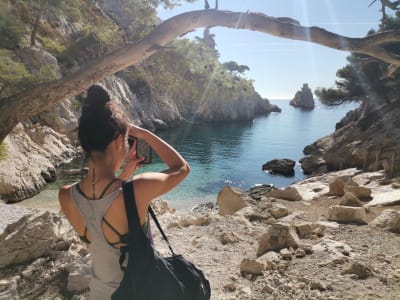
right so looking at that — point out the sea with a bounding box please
[21,99,360,210]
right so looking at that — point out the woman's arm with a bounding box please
[128,124,190,207]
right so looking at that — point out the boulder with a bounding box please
[371,209,400,233]
[247,184,275,201]
[0,204,74,268]
[258,251,281,270]
[265,187,303,201]
[289,83,315,109]
[294,221,326,238]
[328,205,368,225]
[326,178,345,196]
[217,186,251,216]
[262,159,295,177]
[339,192,364,207]
[344,186,372,200]
[269,204,289,219]
[256,223,300,257]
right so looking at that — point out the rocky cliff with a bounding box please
[0,2,280,202]
[300,101,400,177]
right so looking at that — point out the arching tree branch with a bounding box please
[1,9,399,142]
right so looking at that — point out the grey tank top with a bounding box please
[70,183,124,298]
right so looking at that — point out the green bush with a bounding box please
[0,4,25,49]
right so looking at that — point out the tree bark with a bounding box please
[1,9,400,142]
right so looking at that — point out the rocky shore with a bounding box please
[1,168,399,299]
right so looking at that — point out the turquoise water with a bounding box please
[26,99,359,209]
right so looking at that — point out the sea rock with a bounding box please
[371,209,400,233]
[290,83,315,109]
[262,159,295,177]
[256,223,300,257]
[246,184,275,201]
[0,204,74,268]
[269,203,289,219]
[328,205,368,225]
[217,186,251,216]
[265,187,303,201]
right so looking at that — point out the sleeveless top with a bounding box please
[70,182,151,300]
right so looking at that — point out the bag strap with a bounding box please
[122,181,176,255]
[148,206,175,256]
[122,181,147,243]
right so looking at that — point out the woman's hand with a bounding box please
[119,139,145,181]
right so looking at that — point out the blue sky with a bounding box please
[157,0,383,99]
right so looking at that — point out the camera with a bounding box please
[128,136,152,164]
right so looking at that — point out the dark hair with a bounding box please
[78,85,130,154]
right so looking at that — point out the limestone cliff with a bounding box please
[300,101,400,177]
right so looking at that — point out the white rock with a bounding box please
[217,186,250,216]
[265,187,303,201]
[367,190,400,207]
[328,205,368,225]
[371,209,400,233]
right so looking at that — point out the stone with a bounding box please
[295,221,325,238]
[258,251,280,270]
[270,204,289,219]
[217,186,250,216]
[219,231,240,245]
[342,261,373,279]
[327,178,345,196]
[344,186,372,200]
[312,238,353,259]
[339,192,364,207]
[66,243,91,292]
[0,205,74,268]
[290,83,315,109]
[240,259,264,276]
[265,187,303,201]
[371,209,400,233]
[247,184,275,201]
[280,248,292,259]
[262,159,295,177]
[328,205,368,225]
[295,248,306,258]
[256,223,300,257]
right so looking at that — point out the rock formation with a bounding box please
[290,83,315,109]
[1,169,399,299]
[262,158,295,177]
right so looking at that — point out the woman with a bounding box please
[59,85,190,300]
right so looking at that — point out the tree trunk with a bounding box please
[1,9,400,142]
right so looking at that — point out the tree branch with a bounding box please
[1,9,399,141]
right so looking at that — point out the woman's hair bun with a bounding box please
[84,84,111,111]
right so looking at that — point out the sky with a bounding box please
[157,0,383,99]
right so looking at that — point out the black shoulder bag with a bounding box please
[111,181,211,300]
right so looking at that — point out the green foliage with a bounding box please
[134,38,256,113]
[317,10,400,106]
[0,142,7,161]
[223,61,250,75]
[39,36,66,56]
[0,49,36,98]
[0,3,25,49]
